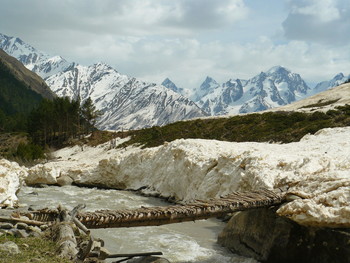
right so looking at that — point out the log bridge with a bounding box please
[22,188,287,229]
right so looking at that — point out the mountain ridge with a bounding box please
[188,66,310,116]
[0,33,207,130]
[1,32,349,130]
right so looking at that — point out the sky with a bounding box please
[1,0,350,90]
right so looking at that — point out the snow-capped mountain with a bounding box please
[46,63,204,130]
[0,33,71,79]
[0,33,206,130]
[313,73,350,94]
[192,66,310,115]
[162,78,184,94]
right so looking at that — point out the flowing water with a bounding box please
[18,185,257,263]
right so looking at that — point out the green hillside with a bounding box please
[110,105,350,148]
[0,59,43,131]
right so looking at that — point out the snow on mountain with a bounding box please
[0,33,71,78]
[193,66,310,115]
[0,33,206,130]
[162,78,184,94]
[46,62,205,130]
[269,82,350,113]
[312,73,350,94]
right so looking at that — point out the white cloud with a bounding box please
[290,0,340,22]
[283,0,350,44]
[1,0,350,92]
[90,35,350,90]
[0,0,248,38]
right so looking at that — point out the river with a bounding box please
[18,185,257,263]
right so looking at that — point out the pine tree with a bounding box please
[81,97,102,133]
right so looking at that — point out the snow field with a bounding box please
[2,126,350,227]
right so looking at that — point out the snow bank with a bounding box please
[27,137,134,185]
[26,127,350,227]
[72,127,350,227]
[0,159,27,207]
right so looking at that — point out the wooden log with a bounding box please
[54,208,79,260]
[0,216,46,226]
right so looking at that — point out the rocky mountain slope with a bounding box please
[0,33,71,79]
[312,73,350,94]
[2,32,349,129]
[167,68,350,117]
[0,33,206,130]
[45,62,205,130]
[190,66,311,115]
[270,82,350,113]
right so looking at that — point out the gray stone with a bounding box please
[218,208,350,263]
[56,175,73,186]
[0,222,14,229]
[28,226,42,233]
[10,229,29,238]
[29,231,42,238]
[0,241,20,254]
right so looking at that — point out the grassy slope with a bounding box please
[105,104,350,148]
[0,235,73,263]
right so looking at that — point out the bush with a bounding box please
[14,142,45,161]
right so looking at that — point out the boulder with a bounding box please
[218,208,350,263]
[0,159,27,207]
[56,175,73,186]
[0,241,20,255]
[26,163,60,185]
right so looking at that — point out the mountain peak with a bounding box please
[201,76,219,89]
[266,66,291,75]
[162,78,184,94]
[334,73,345,80]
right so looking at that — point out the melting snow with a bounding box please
[2,126,350,227]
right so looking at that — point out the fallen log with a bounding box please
[0,216,46,227]
[54,208,79,261]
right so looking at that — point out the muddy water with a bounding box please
[18,185,257,263]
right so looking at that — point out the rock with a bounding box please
[11,229,29,238]
[26,163,60,186]
[0,222,14,229]
[29,231,42,238]
[0,241,20,254]
[127,256,171,263]
[15,222,28,230]
[218,208,350,263]
[28,226,42,237]
[40,224,49,231]
[56,175,73,186]
[28,226,41,233]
